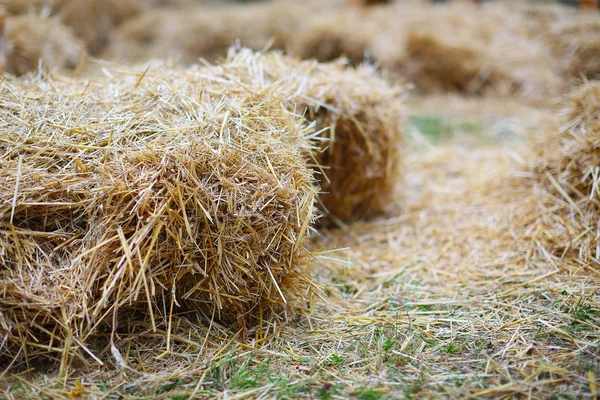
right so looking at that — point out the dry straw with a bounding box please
[0,54,319,368]
[4,14,84,76]
[0,48,404,370]
[221,48,404,221]
[107,45,406,221]
[528,82,600,265]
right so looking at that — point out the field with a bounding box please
[1,1,599,399]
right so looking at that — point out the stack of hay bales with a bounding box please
[0,49,404,368]
[530,82,600,263]
[4,14,84,75]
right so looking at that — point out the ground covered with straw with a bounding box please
[2,88,598,398]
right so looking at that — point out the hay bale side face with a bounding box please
[5,15,84,75]
[312,108,399,221]
[0,67,317,364]
[550,83,600,197]
[532,82,600,261]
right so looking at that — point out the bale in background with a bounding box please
[550,17,600,81]
[55,0,143,54]
[528,82,600,264]
[5,14,84,75]
[4,0,142,54]
[288,8,380,65]
[107,3,277,63]
[398,3,559,97]
[2,0,54,15]
[0,7,6,74]
[0,59,318,368]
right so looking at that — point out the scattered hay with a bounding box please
[0,58,318,368]
[529,82,600,265]
[4,14,84,76]
[8,94,597,399]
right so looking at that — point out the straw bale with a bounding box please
[107,3,277,64]
[0,7,5,74]
[550,16,600,81]
[5,14,84,76]
[218,48,405,221]
[54,0,143,54]
[3,0,142,54]
[399,3,559,97]
[0,59,318,364]
[288,9,380,65]
[347,0,391,7]
[530,82,600,263]
[2,0,55,15]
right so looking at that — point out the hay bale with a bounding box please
[5,14,84,76]
[2,0,55,15]
[550,17,600,81]
[0,7,5,74]
[55,0,143,54]
[107,3,277,63]
[347,0,391,6]
[289,9,377,65]
[0,57,318,366]
[403,31,513,94]
[217,49,405,221]
[106,46,404,220]
[530,82,600,262]
[3,0,142,55]
[399,3,559,97]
